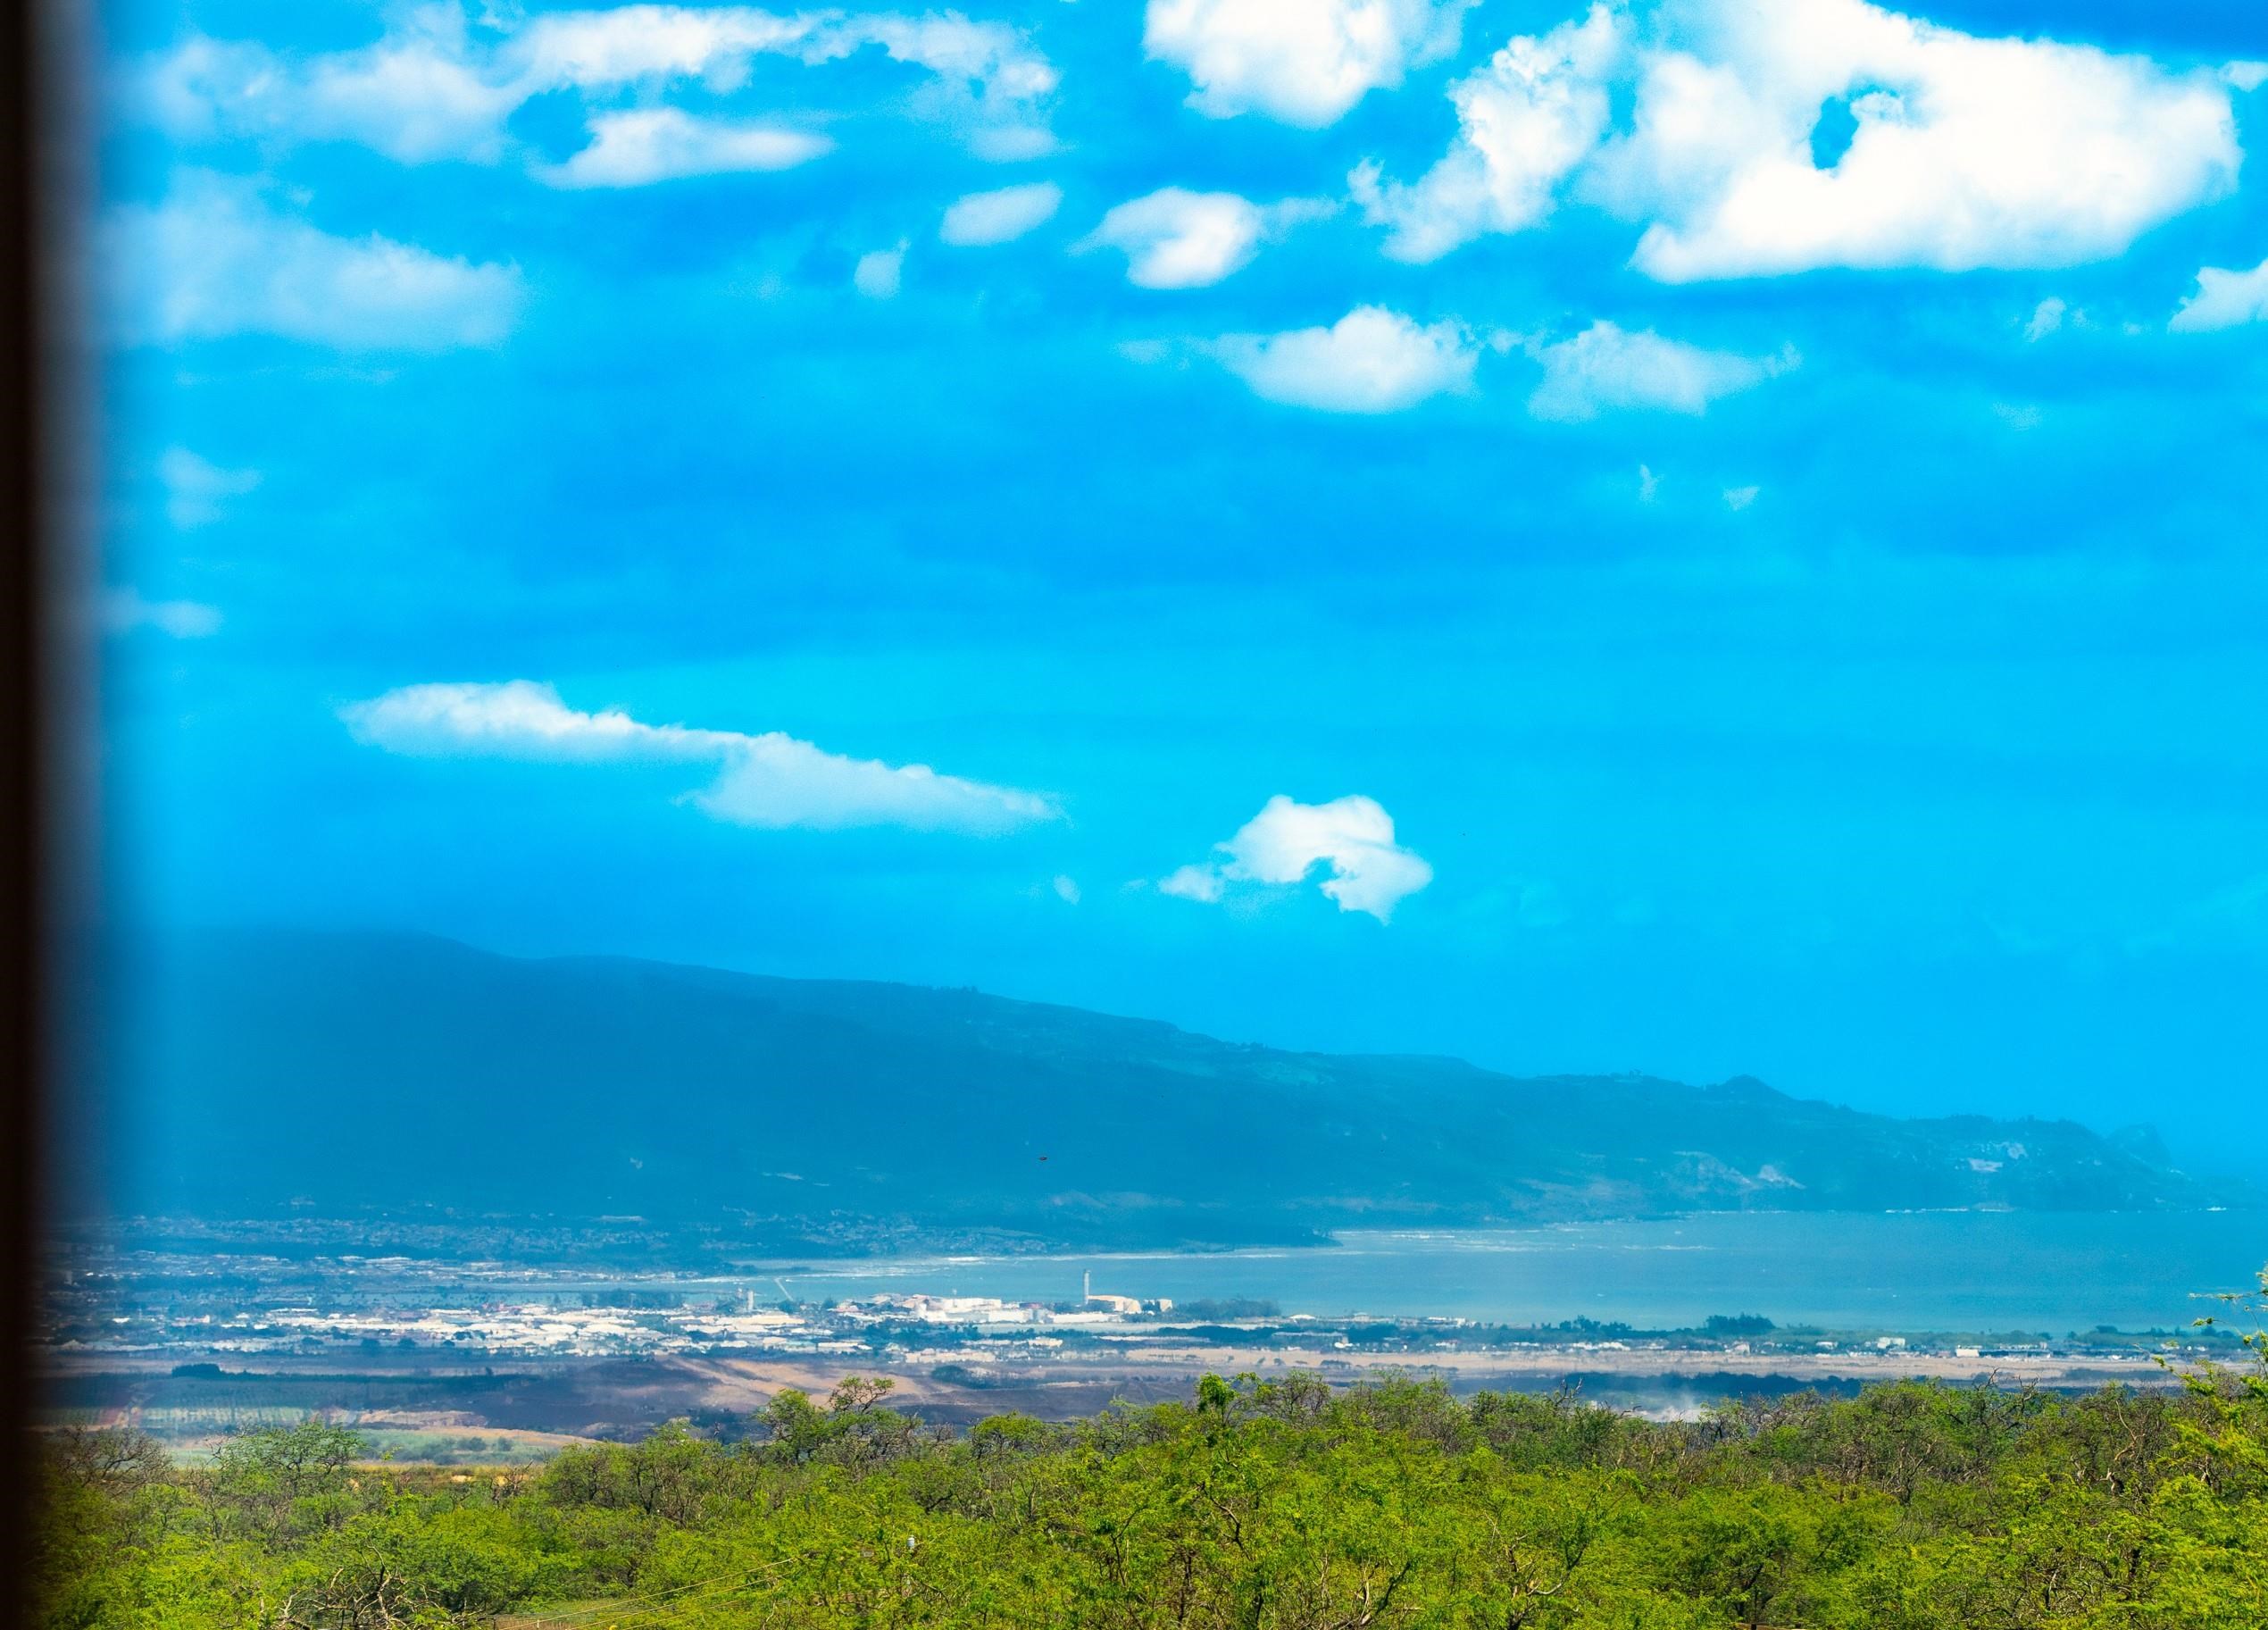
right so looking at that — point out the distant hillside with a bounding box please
[107,930,2236,1245]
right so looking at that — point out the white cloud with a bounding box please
[1158,864,1225,903]
[341,680,1059,834]
[140,4,1057,175]
[1206,305,1477,413]
[939,182,1063,246]
[1351,3,1622,263]
[1078,188,1329,288]
[854,241,908,298]
[158,447,260,529]
[2022,296,2066,341]
[1357,0,2239,280]
[855,13,1060,159]
[103,588,222,639]
[142,8,522,163]
[1527,321,1792,421]
[2169,255,2268,332]
[1618,0,2240,280]
[1144,0,1473,126]
[1722,484,1760,511]
[538,108,830,188]
[505,5,818,88]
[106,171,522,350]
[2225,62,2268,93]
[1636,463,1660,502]
[1051,874,1081,904]
[1162,794,1432,922]
[346,680,740,763]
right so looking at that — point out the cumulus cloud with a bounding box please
[138,4,1057,176]
[103,588,222,639]
[2169,256,2268,332]
[1617,0,2239,281]
[1161,794,1432,921]
[1357,0,2239,280]
[1205,305,1477,413]
[106,171,521,350]
[1144,0,1473,126]
[939,182,1063,247]
[1352,3,1622,263]
[341,680,1059,834]
[158,447,260,529]
[1526,321,1794,421]
[1078,188,1330,288]
[538,108,830,188]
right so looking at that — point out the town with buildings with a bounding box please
[37,1218,2239,1462]
[43,1225,2221,1371]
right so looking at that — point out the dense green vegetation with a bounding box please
[35,1278,2268,1628]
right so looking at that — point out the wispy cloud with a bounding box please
[158,447,260,529]
[106,171,521,350]
[341,680,1059,835]
[1160,793,1433,921]
[1527,322,1794,421]
[1077,188,1330,288]
[140,7,522,163]
[939,182,1063,247]
[104,588,222,639]
[854,242,908,299]
[538,108,831,188]
[140,4,1057,177]
[1203,306,1478,413]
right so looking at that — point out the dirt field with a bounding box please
[44,1338,2191,1455]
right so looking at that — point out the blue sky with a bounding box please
[95,0,2268,1171]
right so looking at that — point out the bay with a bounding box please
[758,1210,2268,1333]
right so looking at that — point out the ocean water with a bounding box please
[758,1211,2268,1333]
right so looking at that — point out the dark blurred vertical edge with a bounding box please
[0,0,36,1609]
[6,0,92,1619]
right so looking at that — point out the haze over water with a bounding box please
[751,1213,2268,1333]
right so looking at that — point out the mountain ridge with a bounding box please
[107,929,2239,1246]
